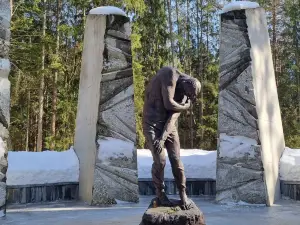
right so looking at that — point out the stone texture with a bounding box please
[92,14,138,204]
[0,77,10,127]
[0,0,10,217]
[140,198,206,225]
[217,8,284,206]
[216,163,264,192]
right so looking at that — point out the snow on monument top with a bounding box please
[221,1,260,14]
[89,6,126,17]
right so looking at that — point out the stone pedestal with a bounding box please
[140,198,205,225]
[216,7,285,206]
[74,7,138,205]
[0,0,11,217]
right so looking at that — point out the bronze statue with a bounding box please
[142,66,201,209]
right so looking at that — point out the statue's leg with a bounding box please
[143,126,173,206]
[165,130,188,207]
[144,128,166,195]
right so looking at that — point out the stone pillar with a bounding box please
[0,0,10,217]
[216,6,285,206]
[74,6,138,205]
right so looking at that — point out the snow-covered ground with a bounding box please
[280,147,300,182]
[7,148,79,186]
[5,144,300,186]
[221,1,260,13]
[138,149,216,179]
[89,6,126,16]
[4,197,300,225]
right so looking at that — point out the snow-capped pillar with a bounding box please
[74,6,138,205]
[0,0,11,217]
[216,2,285,206]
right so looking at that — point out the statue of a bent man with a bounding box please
[142,66,201,209]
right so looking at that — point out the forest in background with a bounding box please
[8,0,300,151]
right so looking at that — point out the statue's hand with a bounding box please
[154,139,164,154]
[184,99,191,109]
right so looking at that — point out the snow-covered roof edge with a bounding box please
[89,6,126,17]
[221,1,260,14]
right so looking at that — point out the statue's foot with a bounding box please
[179,191,192,210]
[157,192,174,207]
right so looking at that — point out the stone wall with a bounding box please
[216,8,285,206]
[74,8,138,205]
[0,0,10,217]
[93,14,138,204]
[7,183,79,204]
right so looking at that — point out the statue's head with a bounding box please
[177,72,201,103]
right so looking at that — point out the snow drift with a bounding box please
[7,148,79,186]
[280,147,300,182]
[138,149,216,179]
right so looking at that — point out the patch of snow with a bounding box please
[138,149,216,179]
[280,147,300,182]
[115,199,133,205]
[98,138,134,161]
[6,148,79,186]
[221,200,265,207]
[89,6,126,16]
[219,134,258,159]
[221,1,260,14]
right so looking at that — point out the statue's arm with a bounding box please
[160,112,181,142]
[161,73,190,112]
[160,95,187,141]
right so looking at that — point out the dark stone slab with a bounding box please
[221,10,247,21]
[99,76,133,105]
[101,68,132,82]
[106,15,130,36]
[140,198,206,225]
[107,30,130,41]
[105,36,131,55]
[281,181,300,201]
[6,183,79,204]
[138,179,216,196]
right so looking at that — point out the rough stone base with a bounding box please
[140,198,205,225]
[92,164,139,205]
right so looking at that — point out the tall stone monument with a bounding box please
[216,2,285,206]
[0,0,11,217]
[74,6,138,205]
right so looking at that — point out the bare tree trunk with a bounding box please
[10,0,12,17]
[34,114,38,152]
[294,19,300,124]
[26,91,30,152]
[175,0,182,63]
[272,0,278,85]
[167,0,175,66]
[51,0,61,150]
[199,0,204,142]
[189,104,193,148]
[37,0,47,152]
[186,0,190,73]
[14,70,21,99]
